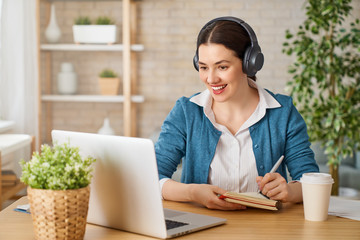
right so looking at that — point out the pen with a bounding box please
[269,155,284,173]
[258,155,284,198]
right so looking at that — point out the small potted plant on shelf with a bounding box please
[98,68,120,95]
[72,16,117,44]
[20,143,96,240]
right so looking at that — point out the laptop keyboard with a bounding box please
[165,219,189,230]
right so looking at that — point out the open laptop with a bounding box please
[52,130,226,239]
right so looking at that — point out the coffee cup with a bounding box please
[300,173,334,221]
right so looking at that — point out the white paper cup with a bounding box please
[300,173,334,221]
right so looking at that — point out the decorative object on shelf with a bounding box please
[20,143,96,240]
[45,3,61,43]
[74,16,92,25]
[98,118,115,135]
[57,62,78,95]
[283,0,360,195]
[98,68,120,95]
[73,16,117,44]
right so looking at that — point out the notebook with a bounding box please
[51,130,226,239]
[219,191,282,210]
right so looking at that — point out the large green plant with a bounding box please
[283,0,360,193]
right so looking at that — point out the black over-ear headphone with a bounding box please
[193,16,264,77]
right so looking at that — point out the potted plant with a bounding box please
[98,68,120,95]
[20,143,96,240]
[72,16,117,44]
[283,0,360,195]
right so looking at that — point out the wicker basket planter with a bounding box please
[98,77,120,95]
[27,186,90,240]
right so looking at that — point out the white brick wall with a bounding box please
[40,0,360,141]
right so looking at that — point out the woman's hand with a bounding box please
[189,184,247,210]
[256,173,302,203]
[162,179,246,210]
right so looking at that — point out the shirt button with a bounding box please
[260,165,264,169]
[254,144,258,149]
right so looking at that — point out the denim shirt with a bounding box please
[155,90,319,184]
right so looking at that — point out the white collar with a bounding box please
[190,79,281,134]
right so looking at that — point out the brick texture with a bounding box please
[40,0,360,140]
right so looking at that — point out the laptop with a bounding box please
[51,130,226,239]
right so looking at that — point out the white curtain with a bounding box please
[0,0,38,139]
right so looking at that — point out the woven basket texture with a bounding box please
[27,186,90,240]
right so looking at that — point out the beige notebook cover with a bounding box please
[219,191,282,211]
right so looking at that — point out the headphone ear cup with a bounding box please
[242,47,251,76]
[193,52,199,71]
[242,44,264,77]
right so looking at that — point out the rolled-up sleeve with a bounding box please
[155,99,187,180]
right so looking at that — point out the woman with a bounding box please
[155,17,319,210]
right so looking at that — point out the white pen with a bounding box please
[258,155,285,198]
[269,155,285,173]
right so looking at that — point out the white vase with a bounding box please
[45,3,61,43]
[57,63,77,94]
[98,118,115,135]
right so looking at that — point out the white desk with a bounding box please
[0,133,33,206]
[0,120,15,133]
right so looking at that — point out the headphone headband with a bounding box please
[193,16,264,77]
[197,16,259,45]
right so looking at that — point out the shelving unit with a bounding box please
[36,0,143,145]
[0,134,35,206]
[40,43,144,52]
[41,95,144,103]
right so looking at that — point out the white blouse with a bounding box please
[160,79,280,193]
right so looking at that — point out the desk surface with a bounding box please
[0,120,14,133]
[0,197,359,240]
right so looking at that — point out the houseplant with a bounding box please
[20,143,96,240]
[98,68,120,95]
[73,16,117,44]
[283,0,360,195]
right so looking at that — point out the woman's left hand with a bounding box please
[256,173,301,203]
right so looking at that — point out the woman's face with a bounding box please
[198,43,247,103]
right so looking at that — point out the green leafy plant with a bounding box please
[283,0,360,195]
[74,16,92,25]
[99,68,118,78]
[95,16,114,25]
[20,143,96,190]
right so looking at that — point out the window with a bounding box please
[0,0,2,48]
[0,0,3,117]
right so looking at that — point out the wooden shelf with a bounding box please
[1,136,34,205]
[2,182,26,203]
[41,94,145,103]
[37,0,142,143]
[41,43,144,52]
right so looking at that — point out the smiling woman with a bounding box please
[154,16,319,210]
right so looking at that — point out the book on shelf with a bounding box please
[219,191,282,211]
[2,179,18,187]
[1,170,17,181]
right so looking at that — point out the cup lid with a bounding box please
[300,172,334,184]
